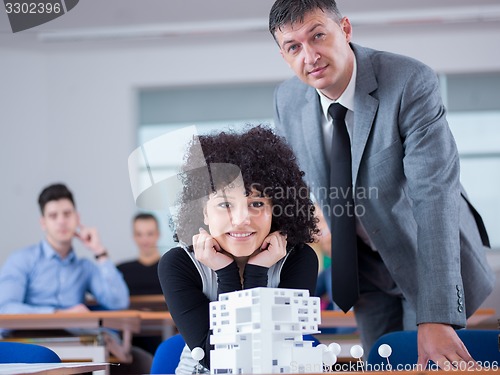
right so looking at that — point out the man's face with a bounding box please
[40,198,79,247]
[133,218,160,256]
[275,8,354,100]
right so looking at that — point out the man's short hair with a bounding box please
[38,183,75,214]
[133,213,159,229]
[269,0,342,40]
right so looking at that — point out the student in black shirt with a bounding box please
[118,213,162,295]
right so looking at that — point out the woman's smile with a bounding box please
[204,186,272,257]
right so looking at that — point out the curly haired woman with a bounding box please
[158,125,319,374]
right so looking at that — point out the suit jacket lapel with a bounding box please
[351,44,379,187]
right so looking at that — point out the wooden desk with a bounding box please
[0,311,140,331]
[86,294,167,311]
[134,307,497,343]
[319,310,356,328]
[0,311,141,374]
[0,311,141,353]
[303,372,497,375]
[0,362,108,375]
[318,308,496,329]
[466,308,496,328]
[316,308,496,361]
[129,294,167,311]
[0,307,494,372]
[0,367,496,375]
[137,311,176,339]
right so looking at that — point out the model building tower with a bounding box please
[209,287,322,374]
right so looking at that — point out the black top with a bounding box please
[117,260,163,295]
[158,244,318,369]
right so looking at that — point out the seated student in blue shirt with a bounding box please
[0,183,129,316]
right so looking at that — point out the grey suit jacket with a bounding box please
[274,43,494,327]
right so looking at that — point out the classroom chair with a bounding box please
[367,329,500,370]
[0,341,61,363]
[150,333,186,374]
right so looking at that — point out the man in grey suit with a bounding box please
[269,0,494,368]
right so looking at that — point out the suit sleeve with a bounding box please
[398,63,463,326]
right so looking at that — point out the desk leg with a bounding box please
[46,344,108,375]
[103,331,133,364]
[162,324,176,340]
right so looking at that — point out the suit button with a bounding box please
[458,305,464,313]
[457,298,463,306]
[457,290,463,298]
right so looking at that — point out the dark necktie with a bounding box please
[328,103,359,313]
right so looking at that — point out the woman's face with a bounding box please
[204,185,272,257]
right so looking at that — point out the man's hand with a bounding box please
[55,303,90,313]
[248,231,287,268]
[193,228,234,271]
[417,323,475,369]
[75,224,106,256]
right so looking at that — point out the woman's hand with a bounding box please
[193,228,234,271]
[248,231,287,268]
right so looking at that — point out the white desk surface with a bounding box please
[0,362,108,375]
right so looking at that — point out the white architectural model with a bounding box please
[209,287,323,374]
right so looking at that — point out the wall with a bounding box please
[1,21,500,266]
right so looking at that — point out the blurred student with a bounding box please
[0,184,158,373]
[0,183,129,315]
[117,213,164,356]
[117,213,162,295]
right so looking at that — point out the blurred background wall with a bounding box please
[1,0,499,265]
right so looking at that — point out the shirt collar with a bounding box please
[41,239,76,262]
[317,55,357,121]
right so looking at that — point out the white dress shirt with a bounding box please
[315,57,377,251]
